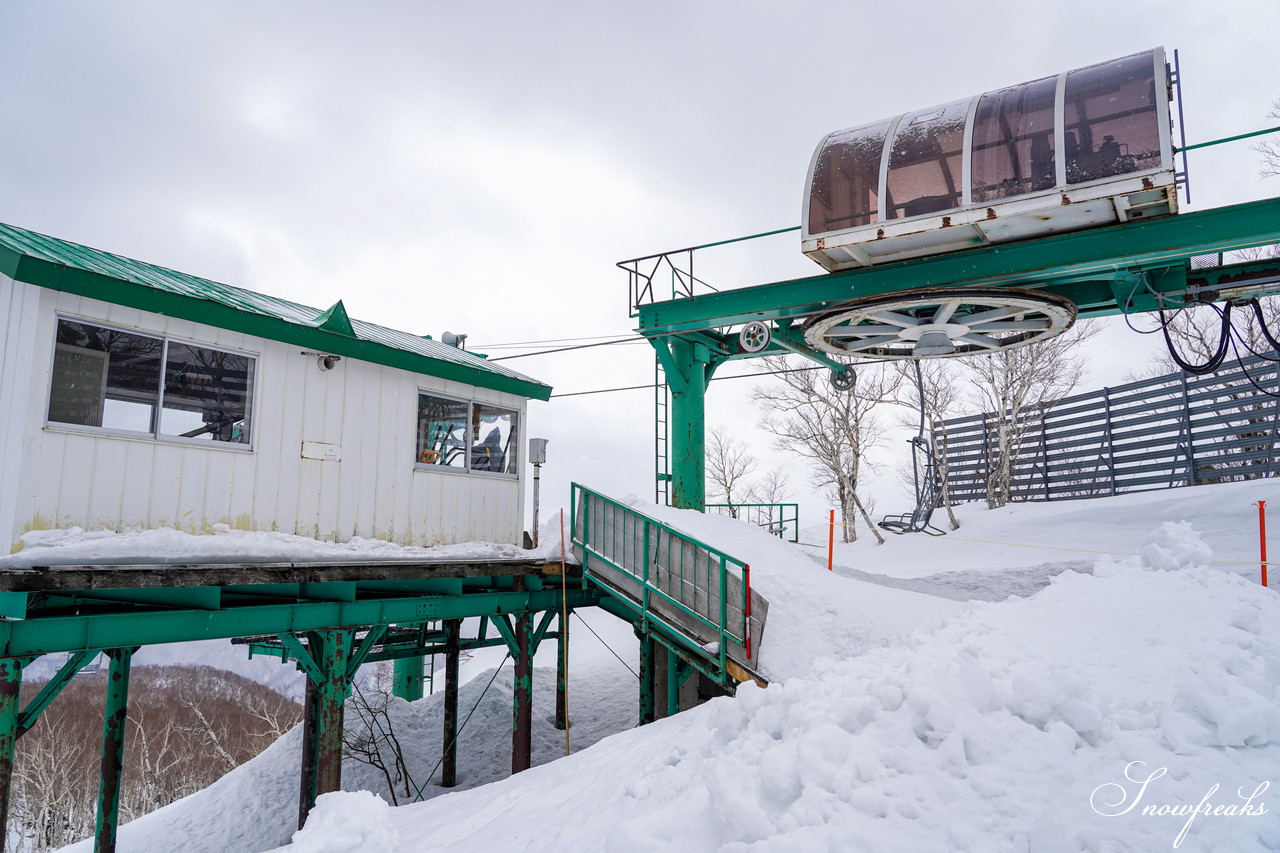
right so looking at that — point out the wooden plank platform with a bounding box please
[0,558,558,592]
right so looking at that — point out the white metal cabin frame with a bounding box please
[802,48,1178,270]
[0,223,551,552]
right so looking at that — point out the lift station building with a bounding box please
[0,223,551,553]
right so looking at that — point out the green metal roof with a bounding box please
[0,222,551,400]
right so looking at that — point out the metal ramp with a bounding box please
[570,483,768,691]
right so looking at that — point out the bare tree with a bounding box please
[343,684,413,805]
[752,358,888,543]
[10,665,301,851]
[1255,98,1280,180]
[745,466,792,536]
[960,321,1101,508]
[706,426,757,514]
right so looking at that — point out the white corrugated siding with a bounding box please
[3,289,526,551]
[0,275,43,552]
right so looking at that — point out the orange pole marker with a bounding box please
[828,509,835,572]
[1257,500,1268,588]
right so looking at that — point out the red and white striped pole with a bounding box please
[828,509,835,572]
[1257,500,1268,588]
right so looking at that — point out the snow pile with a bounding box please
[0,525,527,569]
[824,478,1276,580]
[287,792,399,853]
[59,645,638,853]
[290,519,1280,852]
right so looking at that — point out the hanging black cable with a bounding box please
[1160,300,1232,374]
[1222,334,1280,400]
[1250,298,1280,354]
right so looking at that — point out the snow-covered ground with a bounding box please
[44,479,1280,851]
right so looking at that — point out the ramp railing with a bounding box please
[705,502,799,542]
[571,483,767,682]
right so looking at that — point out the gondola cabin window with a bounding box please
[46,318,256,445]
[416,392,519,476]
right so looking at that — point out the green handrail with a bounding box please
[705,502,800,542]
[570,483,754,680]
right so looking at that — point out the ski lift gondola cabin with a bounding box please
[802,48,1177,271]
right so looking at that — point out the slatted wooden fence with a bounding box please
[942,352,1280,502]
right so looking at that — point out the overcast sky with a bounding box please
[2,2,1278,532]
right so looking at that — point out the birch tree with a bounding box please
[752,357,888,543]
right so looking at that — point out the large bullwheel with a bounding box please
[801,287,1078,359]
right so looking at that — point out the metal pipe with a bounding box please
[1176,126,1280,153]
[616,226,800,267]
[532,462,542,548]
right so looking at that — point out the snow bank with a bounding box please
[59,646,637,853]
[295,520,1280,852]
[827,478,1277,580]
[0,525,528,569]
[287,792,399,853]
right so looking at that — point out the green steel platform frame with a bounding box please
[632,196,1280,510]
[0,559,599,852]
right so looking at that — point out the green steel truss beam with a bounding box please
[635,196,1280,334]
[16,649,95,736]
[0,586,602,658]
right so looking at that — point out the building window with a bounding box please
[417,392,519,476]
[47,318,255,445]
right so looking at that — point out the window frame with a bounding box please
[414,389,520,479]
[44,315,259,450]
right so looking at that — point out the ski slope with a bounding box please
[47,479,1280,852]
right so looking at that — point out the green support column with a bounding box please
[312,630,352,800]
[392,655,424,702]
[511,609,532,773]
[441,619,461,788]
[0,659,22,853]
[554,610,569,731]
[296,630,355,825]
[95,647,136,853]
[667,338,711,511]
[666,646,680,718]
[297,678,317,831]
[638,632,655,725]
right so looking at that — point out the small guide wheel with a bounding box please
[830,367,856,391]
[739,321,772,353]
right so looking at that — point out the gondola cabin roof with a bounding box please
[802,48,1178,271]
